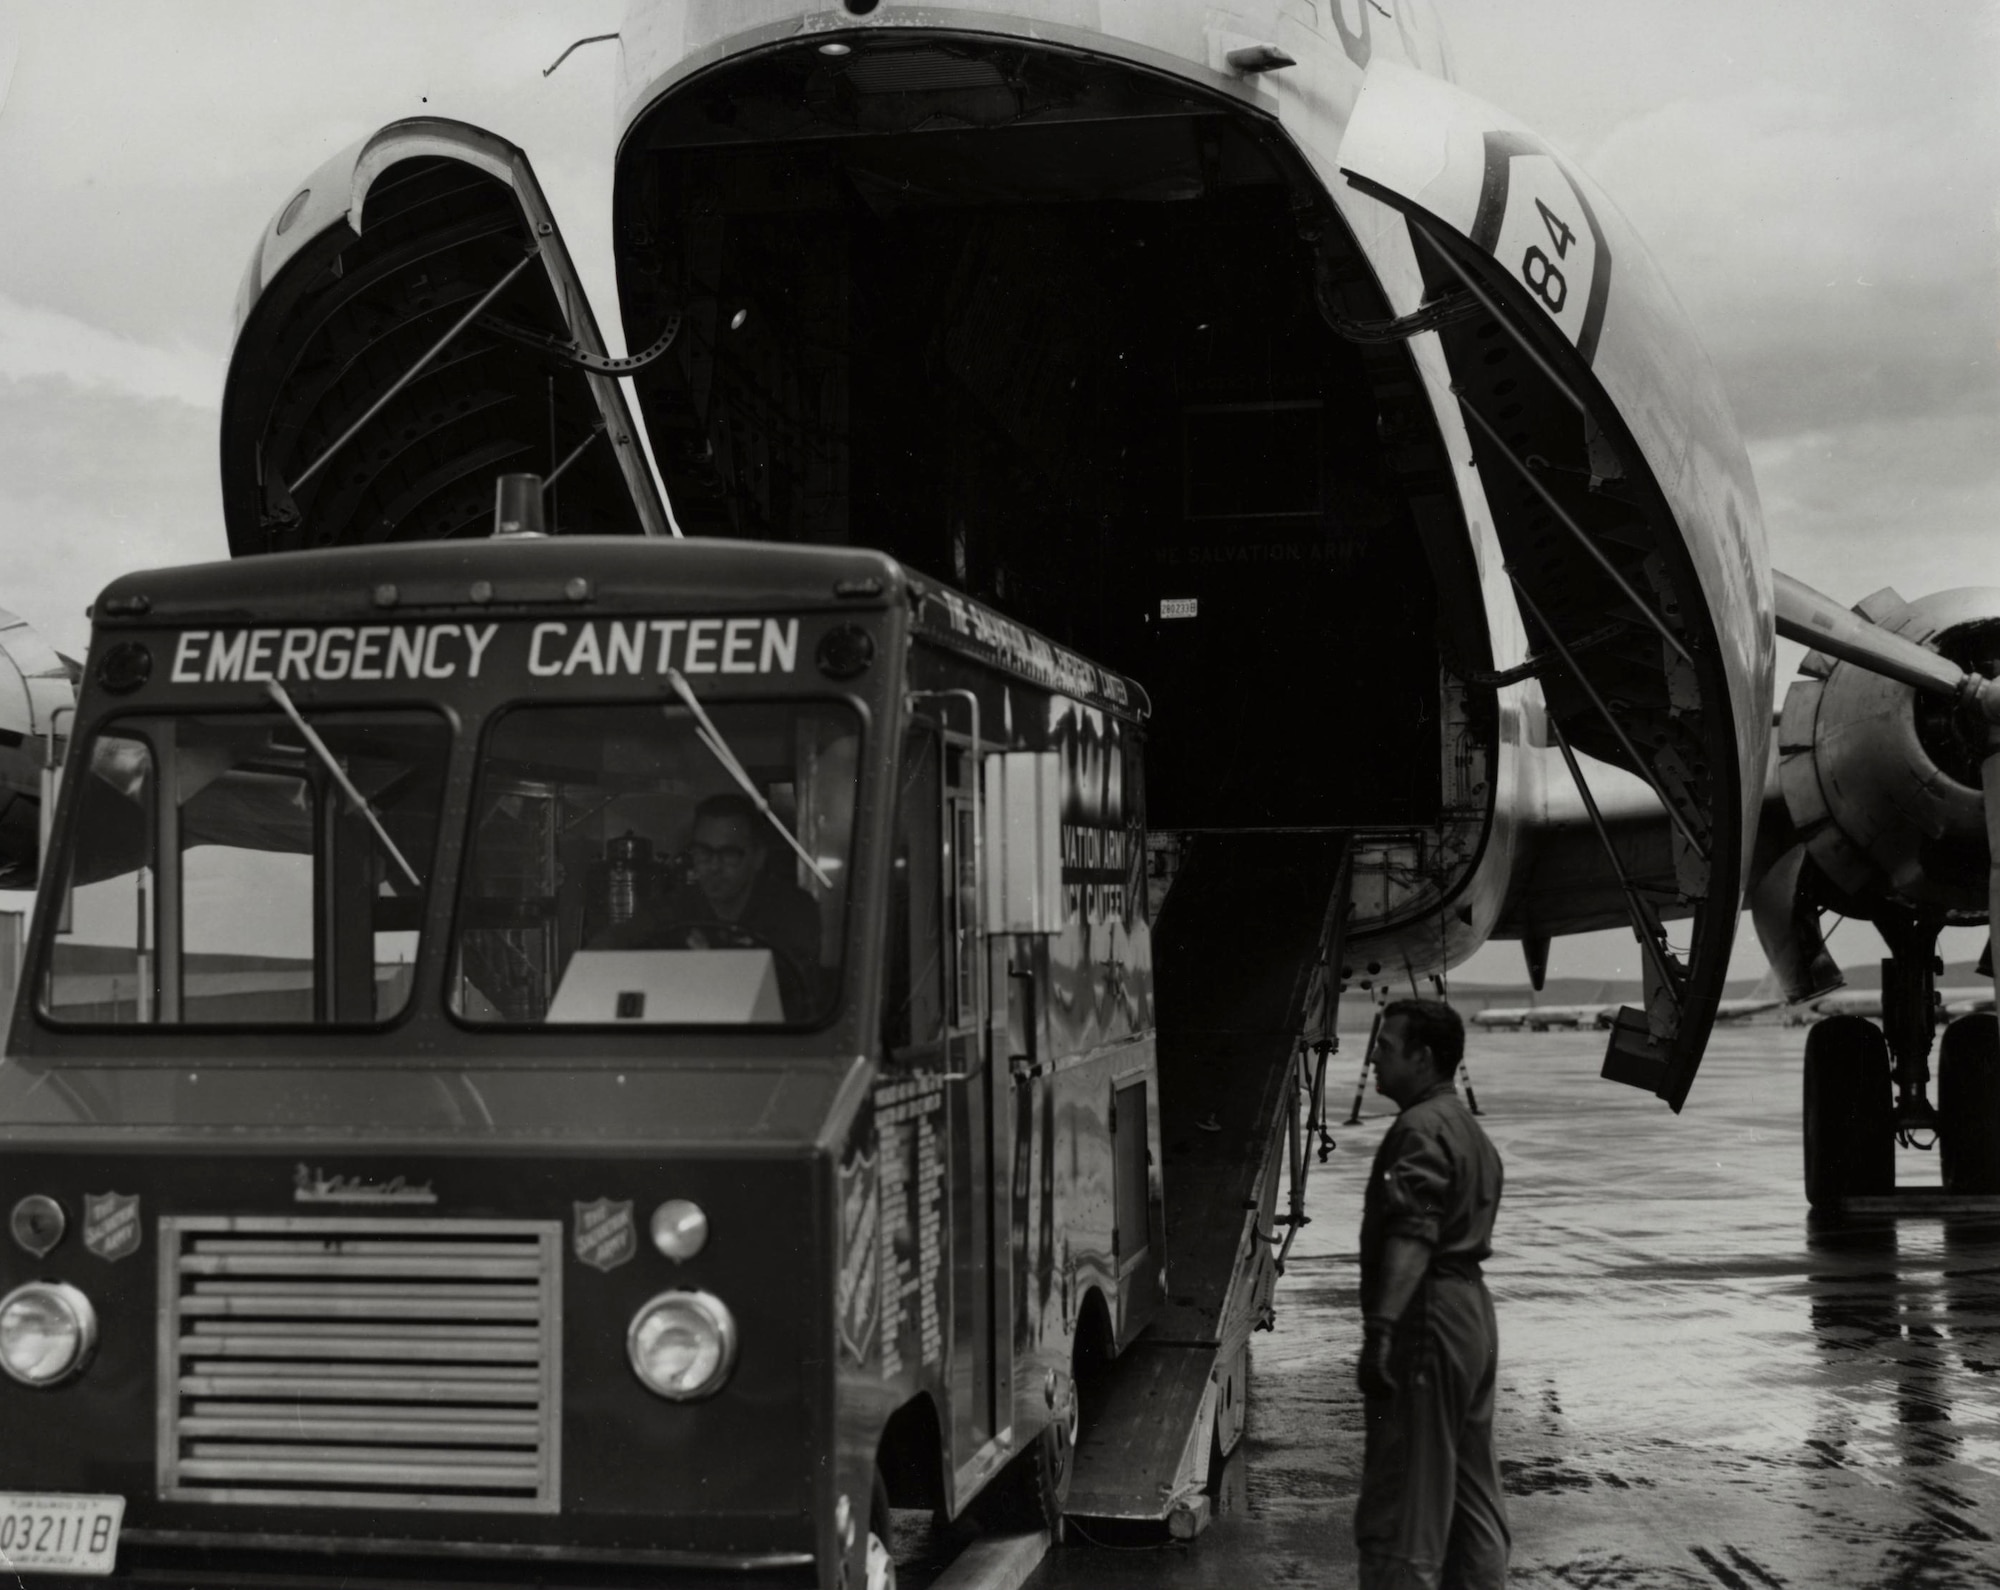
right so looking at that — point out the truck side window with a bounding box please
[885,727,944,1055]
[41,734,155,1021]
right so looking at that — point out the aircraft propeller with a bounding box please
[1775,571,2000,987]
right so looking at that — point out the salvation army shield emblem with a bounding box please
[82,1193,141,1262]
[834,1148,879,1366]
[573,1198,636,1272]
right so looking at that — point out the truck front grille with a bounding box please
[158,1216,562,1512]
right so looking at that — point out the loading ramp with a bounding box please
[1067,833,1352,1531]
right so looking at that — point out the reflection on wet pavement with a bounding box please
[1021,1027,2000,1589]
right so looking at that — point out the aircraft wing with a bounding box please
[1496,709,1849,1016]
[1491,740,1677,942]
[0,607,79,888]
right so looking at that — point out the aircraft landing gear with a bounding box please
[1803,915,1939,1210]
[1875,914,1944,1147]
[1802,911,2000,1208]
[1803,1015,1893,1209]
[1939,1013,2000,1194]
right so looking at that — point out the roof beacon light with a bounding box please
[494,472,548,537]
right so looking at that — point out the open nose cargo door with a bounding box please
[1339,60,1773,1108]
[221,118,670,557]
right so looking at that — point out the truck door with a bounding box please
[939,731,998,1471]
[888,717,1008,1493]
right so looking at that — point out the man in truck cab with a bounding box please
[594,791,823,1016]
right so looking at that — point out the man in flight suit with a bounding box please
[1354,998,1510,1589]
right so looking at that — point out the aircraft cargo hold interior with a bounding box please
[616,40,1494,834]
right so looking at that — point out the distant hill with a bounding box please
[48,943,309,976]
[1792,960,1984,993]
[1341,961,1987,1020]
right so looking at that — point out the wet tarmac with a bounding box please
[905,1024,2000,1589]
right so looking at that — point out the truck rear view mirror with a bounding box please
[984,751,1063,936]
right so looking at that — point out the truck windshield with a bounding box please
[452,699,859,1028]
[37,709,450,1026]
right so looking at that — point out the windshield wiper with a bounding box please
[264,680,423,890]
[664,669,833,891]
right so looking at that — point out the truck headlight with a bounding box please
[626,1289,737,1401]
[0,1281,98,1387]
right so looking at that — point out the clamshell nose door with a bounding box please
[1338,60,1772,1106]
[221,117,671,558]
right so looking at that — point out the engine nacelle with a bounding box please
[1778,586,2000,923]
[0,608,78,890]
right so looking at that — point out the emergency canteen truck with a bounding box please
[0,532,1345,1588]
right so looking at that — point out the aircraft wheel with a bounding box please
[1803,1015,1894,1209]
[1939,1014,2000,1195]
[972,1366,1078,1536]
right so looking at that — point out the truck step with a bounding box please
[930,1528,1051,1590]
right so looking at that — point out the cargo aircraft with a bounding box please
[0,4,1995,1581]
[1472,969,1786,1032]
[1469,1002,1614,1033]
[1714,992,1787,1025]
[1799,987,1995,1024]
[0,0,1992,1192]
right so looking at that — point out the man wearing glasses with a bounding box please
[596,792,823,1016]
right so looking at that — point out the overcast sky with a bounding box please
[0,2,1992,983]
[1437,1,2000,983]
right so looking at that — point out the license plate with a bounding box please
[0,1494,124,1575]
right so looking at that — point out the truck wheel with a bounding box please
[972,1371,1077,1535]
[1803,1015,1894,1209]
[1939,1014,2000,1195]
[1213,1341,1247,1460]
[865,1469,896,1590]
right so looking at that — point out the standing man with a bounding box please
[1354,999,1510,1589]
